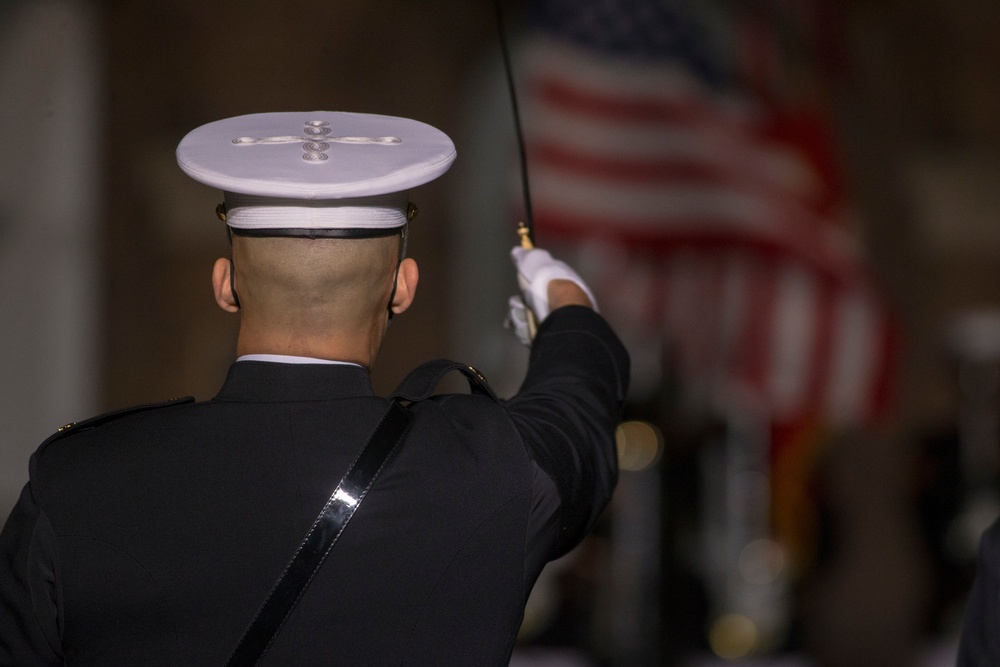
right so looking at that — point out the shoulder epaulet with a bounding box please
[40,396,196,448]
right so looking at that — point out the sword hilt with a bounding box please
[516,222,538,340]
[517,221,534,249]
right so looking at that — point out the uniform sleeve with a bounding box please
[958,518,1000,666]
[505,305,629,561]
[0,468,64,666]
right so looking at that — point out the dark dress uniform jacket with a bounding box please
[0,306,628,666]
[959,517,1000,665]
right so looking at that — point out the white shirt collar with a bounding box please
[236,353,362,367]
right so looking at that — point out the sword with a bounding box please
[496,0,539,339]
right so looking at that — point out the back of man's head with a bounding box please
[178,111,453,363]
[232,233,401,342]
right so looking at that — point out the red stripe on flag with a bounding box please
[866,309,900,422]
[531,141,740,184]
[531,77,720,125]
[528,141,827,218]
[529,140,805,196]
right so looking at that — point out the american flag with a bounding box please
[514,0,895,428]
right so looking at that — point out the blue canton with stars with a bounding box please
[526,0,725,86]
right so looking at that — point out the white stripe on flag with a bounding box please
[768,265,820,420]
[825,291,880,424]
[518,37,722,109]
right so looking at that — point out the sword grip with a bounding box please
[516,222,539,340]
[517,221,534,250]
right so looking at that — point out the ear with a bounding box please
[212,258,240,313]
[390,258,419,315]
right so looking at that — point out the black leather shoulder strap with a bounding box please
[225,399,413,667]
[225,359,497,666]
[390,358,500,404]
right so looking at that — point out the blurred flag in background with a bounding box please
[517,0,894,431]
[513,0,897,608]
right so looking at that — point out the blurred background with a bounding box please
[2,0,999,665]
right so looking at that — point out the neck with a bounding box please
[236,320,387,370]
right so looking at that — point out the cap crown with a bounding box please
[177,111,456,200]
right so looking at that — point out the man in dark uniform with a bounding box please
[959,520,1000,664]
[0,111,628,665]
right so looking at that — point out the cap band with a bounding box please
[223,191,409,231]
[229,226,402,239]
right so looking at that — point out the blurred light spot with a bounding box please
[709,613,758,660]
[615,420,662,471]
[738,538,786,586]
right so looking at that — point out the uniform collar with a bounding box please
[214,360,375,403]
[236,353,362,366]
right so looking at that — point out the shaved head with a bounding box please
[232,233,401,342]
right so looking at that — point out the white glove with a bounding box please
[505,295,533,346]
[510,246,597,321]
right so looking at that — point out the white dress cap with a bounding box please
[176,111,457,235]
